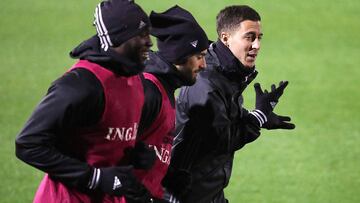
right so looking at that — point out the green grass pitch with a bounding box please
[1,0,360,202]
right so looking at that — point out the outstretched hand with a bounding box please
[254,81,288,116]
[262,112,295,130]
[249,81,290,127]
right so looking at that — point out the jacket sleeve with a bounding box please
[15,68,104,189]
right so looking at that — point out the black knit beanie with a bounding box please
[93,0,150,51]
[150,5,209,64]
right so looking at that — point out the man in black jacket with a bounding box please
[164,5,295,203]
[15,1,156,202]
[135,5,208,202]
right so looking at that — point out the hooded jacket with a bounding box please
[166,40,261,203]
[136,51,191,199]
[15,35,145,191]
[139,51,189,134]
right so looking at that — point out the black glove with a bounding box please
[127,141,156,170]
[162,167,192,198]
[263,112,296,130]
[255,81,288,115]
[88,166,151,200]
[124,183,153,203]
[250,81,289,127]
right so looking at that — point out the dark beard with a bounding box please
[107,49,145,77]
[178,66,196,86]
[122,40,145,66]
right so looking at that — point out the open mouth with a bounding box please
[247,53,257,61]
[141,50,150,60]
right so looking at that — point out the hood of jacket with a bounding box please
[144,51,190,91]
[69,35,145,76]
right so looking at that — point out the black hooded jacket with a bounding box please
[15,35,144,189]
[167,40,261,203]
[138,51,189,135]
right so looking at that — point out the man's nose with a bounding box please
[145,35,153,47]
[252,38,260,49]
[199,58,207,69]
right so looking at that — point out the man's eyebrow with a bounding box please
[244,31,263,36]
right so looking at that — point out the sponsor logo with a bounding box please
[270,101,277,109]
[113,176,122,190]
[190,40,198,48]
[105,123,138,141]
[149,145,171,165]
[139,20,146,29]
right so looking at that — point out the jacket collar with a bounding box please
[208,40,257,83]
[144,51,188,92]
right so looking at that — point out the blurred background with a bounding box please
[1,0,359,202]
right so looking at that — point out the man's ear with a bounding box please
[220,32,230,47]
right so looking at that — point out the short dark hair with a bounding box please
[216,5,261,36]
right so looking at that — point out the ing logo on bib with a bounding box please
[105,123,138,141]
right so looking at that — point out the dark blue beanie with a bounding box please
[150,5,209,64]
[93,0,150,51]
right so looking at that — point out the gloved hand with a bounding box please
[124,182,153,203]
[250,81,289,127]
[126,141,156,170]
[88,166,151,199]
[255,81,288,115]
[162,167,192,198]
[262,112,296,130]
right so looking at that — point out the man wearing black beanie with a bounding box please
[133,5,209,202]
[15,0,156,202]
[167,5,295,203]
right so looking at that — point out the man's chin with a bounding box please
[185,77,196,86]
[138,56,146,64]
[244,63,255,69]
